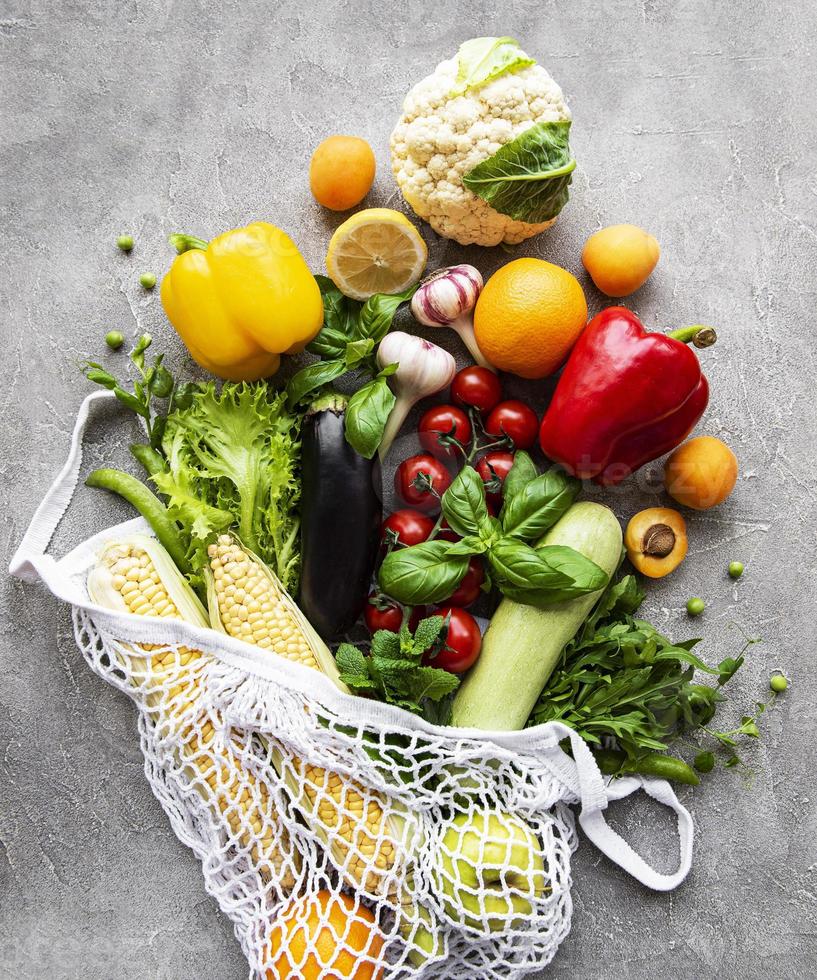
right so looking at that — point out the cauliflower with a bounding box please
[390,40,572,247]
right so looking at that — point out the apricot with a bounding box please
[582,224,660,297]
[625,507,688,578]
[309,135,375,211]
[665,436,738,510]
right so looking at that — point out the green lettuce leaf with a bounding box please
[462,120,576,223]
[158,383,302,591]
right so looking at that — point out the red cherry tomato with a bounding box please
[394,454,452,513]
[485,400,539,451]
[365,594,423,634]
[446,558,485,607]
[418,404,472,459]
[450,366,503,414]
[475,451,516,507]
[380,509,435,549]
[425,606,483,674]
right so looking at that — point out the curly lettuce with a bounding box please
[154,383,301,591]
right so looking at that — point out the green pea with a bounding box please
[105,330,124,350]
[686,597,705,616]
[117,235,134,252]
[728,561,744,579]
[770,673,788,693]
[139,272,157,290]
[693,750,715,773]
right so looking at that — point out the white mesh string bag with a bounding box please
[11,392,694,980]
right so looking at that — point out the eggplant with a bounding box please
[298,393,381,640]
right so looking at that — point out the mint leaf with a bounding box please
[411,615,446,655]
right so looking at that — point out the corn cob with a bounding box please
[87,534,299,888]
[206,533,412,895]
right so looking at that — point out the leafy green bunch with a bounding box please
[84,341,302,592]
[336,615,460,718]
[286,276,415,409]
[530,572,765,775]
[378,451,609,608]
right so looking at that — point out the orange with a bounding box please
[265,890,384,980]
[310,135,376,211]
[473,258,588,379]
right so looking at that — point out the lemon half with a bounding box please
[325,208,427,300]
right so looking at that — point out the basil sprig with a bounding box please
[287,276,416,417]
[379,453,608,609]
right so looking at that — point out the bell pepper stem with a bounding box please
[668,325,717,349]
[168,233,209,254]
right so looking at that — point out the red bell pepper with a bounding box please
[539,307,713,485]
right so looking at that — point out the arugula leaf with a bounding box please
[378,541,471,605]
[463,120,576,223]
[344,373,397,459]
[500,467,580,540]
[441,466,491,538]
[452,37,535,95]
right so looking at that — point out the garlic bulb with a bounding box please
[410,265,493,369]
[376,331,457,458]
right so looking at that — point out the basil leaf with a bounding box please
[498,543,609,607]
[452,36,535,95]
[345,376,396,459]
[344,337,375,368]
[441,466,489,537]
[501,468,581,540]
[307,276,362,357]
[357,285,418,344]
[286,358,347,407]
[501,451,538,509]
[462,120,576,223]
[378,541,470,604]
[488,538,573,598]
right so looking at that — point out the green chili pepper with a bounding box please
[85,468,189,574]
[592,748,700,786]
[129,444,166,477]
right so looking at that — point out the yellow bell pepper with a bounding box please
[160,222,323,381]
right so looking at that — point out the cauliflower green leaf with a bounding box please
[452,37,535,95]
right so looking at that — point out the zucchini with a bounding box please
[451,502,622,731]
[298,392,382,640]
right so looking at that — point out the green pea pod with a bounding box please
[378,540,470,605]
[85,468,190,576]
[500,467,581,540]
[593,748,700,786]
[441,466,490,538]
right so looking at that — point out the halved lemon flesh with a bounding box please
[325,208,427,300]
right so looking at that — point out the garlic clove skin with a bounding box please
[410,264,494,371]
[411,265,483,327]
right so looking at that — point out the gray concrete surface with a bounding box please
[2,1,816,977]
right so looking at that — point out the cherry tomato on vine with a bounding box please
[364,593,424,634]
[418,404,472,459]
[425,606,483,673]
[394,453,452,513]
[445,558,485,607]
[380,509,435,549]
[475,451,515,507]
[485,400,539,451]
[450,366,502,414]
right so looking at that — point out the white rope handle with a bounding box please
[547,723,693,891]
[9,390,115,582]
